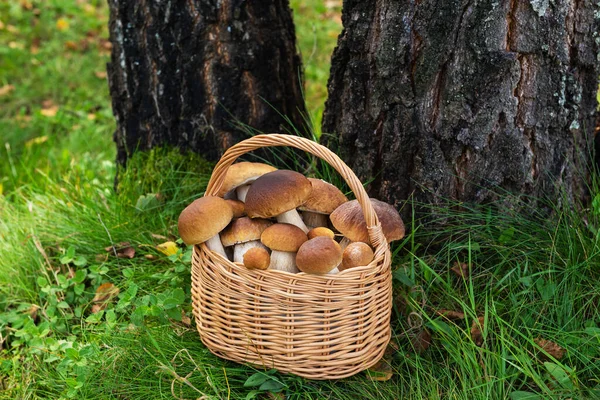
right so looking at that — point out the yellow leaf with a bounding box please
[56,18,69,31]
[0,183,3,196]
[156,241,179,256]
[40,106,59,117]
[24,136,48,148]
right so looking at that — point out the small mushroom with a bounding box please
[221,217,272,263]
[299,178,347,229]
[307,227,335,240]
[217,162,277,201]
[330,198,405,247]
[177,196,233,257]
[245,170,312,233]
[261,223,308,273]
[340,242,374,271]
[296,236,342,275]
[243,247,271,270]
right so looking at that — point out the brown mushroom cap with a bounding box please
[225,199,246,218]
[178,196,233,245]
[298,178,348,214]
[245,170,312,218]
[243,247,271,270]
[330,198,405,244]
[340,242,374,271]
[261,223,308,252]
[217,162,277,197]
[220,217,273,247]
[307,227,335,240]
[296,236,342,275]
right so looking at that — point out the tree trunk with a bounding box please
[322,0,599,213]
[107,0,307,167]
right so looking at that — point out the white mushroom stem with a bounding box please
[269,251,299,273]
[236,185,250,202]
[205,235,227,257]
[276,209,309,233]
[301,211,328,229]
[233,241,267,263]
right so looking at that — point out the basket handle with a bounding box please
[204,134,387,249]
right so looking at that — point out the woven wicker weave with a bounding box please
[191,134,393,380]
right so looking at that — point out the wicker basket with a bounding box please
[190,134,392,380]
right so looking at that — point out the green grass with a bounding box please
[2,1,600,399]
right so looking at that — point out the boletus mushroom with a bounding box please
[243,247,271,270]
[177,196,232,257]
[340,242,374,271]
[330,198,405,248]
[298,178,347,229]
[217,162,277,201]
[245,170,312,233]
[220,217,272,263]
[260,223,308,273]
[296,236,342,275]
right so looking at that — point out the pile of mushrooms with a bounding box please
[178,162,405,275]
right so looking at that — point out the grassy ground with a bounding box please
[2,1,600,399]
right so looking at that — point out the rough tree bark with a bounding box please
[107,0,307,167]
[322,0,599,212]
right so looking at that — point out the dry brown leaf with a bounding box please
[470,316,485,346]
[535,337,565,360]
[94,70,107,79]
[181,311,191,327]
[435,309,466,320]
[410,329,432,354]
[28,304,40,321]
[6,25,19,34]
[367,357,393,381]
[0,84,15,97]
[451,262,469,278]
[65,40,78,51]
[116,247,135,258]
[93,282,120,304]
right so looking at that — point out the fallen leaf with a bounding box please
[40,106,59,117]
[105,242,136,258]
[56,18,69,31]
[471,316,485,346]
[535,338,565,360]
[6,25,19,34]
[410,329,432,354]
[117,247,135,258]
[181,311,191,327]
[451,262,469,278]
[87,113,96,120]
[435,309,466,320]
[28,304,40,321]
[94,70,107,79]
[8,41,25,49]
[0,84,15,97]
[92,282,120,304]
[144,254,157,260]
[367,357,393,381]
[156,241,179,257]
[65,41,79,52]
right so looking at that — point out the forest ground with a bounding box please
[1,1,600,399]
